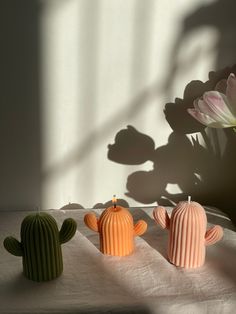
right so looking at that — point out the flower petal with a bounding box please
[193,97,201,110]
[193,92,233,123]
[187,108,232,128]
[202,91,236,124]
[188,108,215,125]
[226,73,236,114]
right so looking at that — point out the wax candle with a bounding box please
[153,196,223,268]
[4,212,77,281]
[84,197,147,256]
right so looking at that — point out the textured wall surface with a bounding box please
[1,0,236,224]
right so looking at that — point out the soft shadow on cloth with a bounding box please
[0,214,152,313]
[108,66,236,226]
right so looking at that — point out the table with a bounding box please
[0,207,235,314]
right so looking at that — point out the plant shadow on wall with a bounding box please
[108,66,236,226]
[164,0,236,95]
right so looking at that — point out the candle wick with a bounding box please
[188,196,191,204]
[113,194,117,208]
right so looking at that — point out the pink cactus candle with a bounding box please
[153,197,223,268]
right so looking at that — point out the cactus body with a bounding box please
[4,212,77,281]
[153,202,223,268]
[84,206,147,256]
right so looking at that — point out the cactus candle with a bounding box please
[84,199,147,256]
[3,212,77,281]
[153,197,223,268]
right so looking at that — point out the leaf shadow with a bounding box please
[107,66,236,227]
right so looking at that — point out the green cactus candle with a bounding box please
[4,212,77,282]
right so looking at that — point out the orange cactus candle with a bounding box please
[84,198,147,256]
[153,197,223,268]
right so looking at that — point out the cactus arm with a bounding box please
[153,206,170,229]
[134,220,147,236]
[84,213,99,232]
[59,218,77,244]
[205,225,223,246]
[3,236,23,256]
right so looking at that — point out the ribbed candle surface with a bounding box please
[21,213,63,281]
[99,206,134,256]
[84,206,147,256]
[153,201,223,268]
[4,212,77,281]
[168,201,207,268]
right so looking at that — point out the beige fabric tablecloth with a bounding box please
[0,207,235,314]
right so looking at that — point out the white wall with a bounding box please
[38,0,228,209]
[2,0,235,212]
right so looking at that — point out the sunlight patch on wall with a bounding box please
[40,0,81,208]
[166,183,183,196]
[39,0,219,209]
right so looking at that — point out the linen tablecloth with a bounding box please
[0,207,235,314]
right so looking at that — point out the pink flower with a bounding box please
[188,73,236,128]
